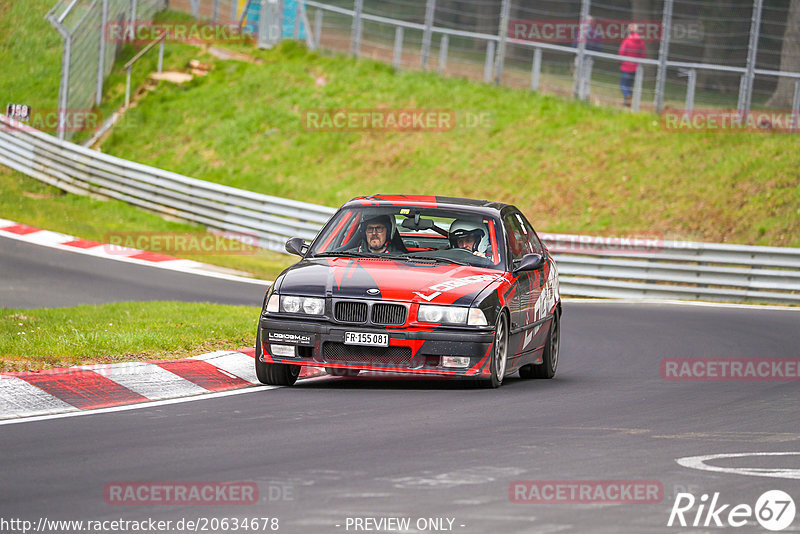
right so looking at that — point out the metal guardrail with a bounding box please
[1,114,798,304]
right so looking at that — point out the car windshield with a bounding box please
[308,206,505,271]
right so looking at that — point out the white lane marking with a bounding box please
[0,384,278,426]
[191,351,259,384]
[676,452,800,480]
[77,361,207,400]
[0,376,78,417]
[563,298,800,312]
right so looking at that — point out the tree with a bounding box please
[766,0,800,107]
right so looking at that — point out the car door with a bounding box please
[503,210,549,367]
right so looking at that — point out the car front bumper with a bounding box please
[259,316,496,378]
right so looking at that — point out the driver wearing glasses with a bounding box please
[355,215,395,254]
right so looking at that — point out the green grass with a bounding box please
[0,0,63,113]
[98,40,800,247]
[0,302,259,372]
[0,166,295,280]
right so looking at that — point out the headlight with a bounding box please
[418,305,468,325]
[279,295,324,315]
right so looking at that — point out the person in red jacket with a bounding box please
[618,24,646,107]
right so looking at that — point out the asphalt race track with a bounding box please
[0,236,264,308]
[1,236,799,533]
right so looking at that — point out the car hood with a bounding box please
[277,257,504,306]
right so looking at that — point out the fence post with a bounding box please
[572,0,591,99]
[232,0,238,22]
[213,0,219,21]
[314,8,323,49]
[129,0,139,40]
[654,0,673,114]
[580,57,593,100]
[530,47,541,90]
[493,0,511,84]
[96,0,109,107]
[158,35,164,73]
[631,64,643,111]
[392,26,403,69]
[438,34,448,74]
[685,68,696,114]
[351,0,363,57]
[792,80,800,133]
[420,0,436,70]
[191,0,199,18]
[58,36,72,140]
[484,40,495,83]
[293,3,300,39]
[741,0,764,121]
[125,66,132,109]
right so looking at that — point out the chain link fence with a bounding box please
[46,0,167,140]
[299,0,800,116]
[47,0,800,140]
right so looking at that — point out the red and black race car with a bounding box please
[256,195,560,388]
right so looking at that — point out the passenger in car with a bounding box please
[449,220,489,258]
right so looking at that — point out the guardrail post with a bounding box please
[530,47,541,91]
[493,0,511,84]
[484,40,495,83]
[654,0,673,114]
[741,0,764,121]
[631,64,643,112]
[351,0,363,57]
[792,80,800,133]
[572,0,591,99]
[314,8,323,49]
[393,26,403,69]
[438,34,448,74]
[420,0,436,70]
[96,0,109,107]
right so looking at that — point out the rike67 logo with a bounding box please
[668,490,796,531]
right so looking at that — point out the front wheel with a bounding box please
[477,313,508,388]
[255,329,301,386]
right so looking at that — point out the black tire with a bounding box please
[325,367,361,377]
[476,313,509,388]
[520,313,559,379]
[255,329,301,386]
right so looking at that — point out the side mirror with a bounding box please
[285,237,307,257]
[514,253,545,273]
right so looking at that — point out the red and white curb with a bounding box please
[0,218,266,285]
[0,348,325,421]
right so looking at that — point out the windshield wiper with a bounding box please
[407,255,472,266]
[311,251,374,259]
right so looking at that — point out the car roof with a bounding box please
[344,195,510,214]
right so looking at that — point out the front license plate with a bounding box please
[344,332,389,347]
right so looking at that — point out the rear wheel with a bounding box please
[477,313,508,388]
[520,313,559,379]
[255,330,301,386]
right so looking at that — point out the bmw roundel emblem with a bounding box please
[367,288,380,295]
